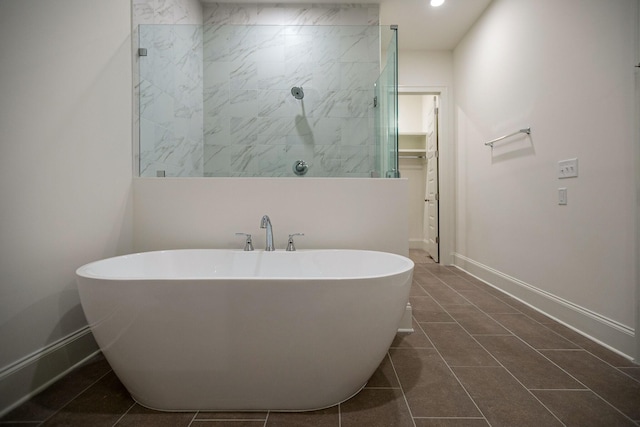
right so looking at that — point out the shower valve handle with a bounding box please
[293,160,309,176]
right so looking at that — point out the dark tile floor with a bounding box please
[2,250,640,426]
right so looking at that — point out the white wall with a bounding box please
[398,95,424,132]
[133,178,409,256]
[453,0,638,358]
[0,0,133,414]
[399,50,453,88]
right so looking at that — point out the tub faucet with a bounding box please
[260,215,275,251]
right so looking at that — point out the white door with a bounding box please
[424,96,439,261]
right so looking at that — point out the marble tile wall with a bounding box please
[134,0,204,177]
[134,1,382,177]
[202,3,380,177]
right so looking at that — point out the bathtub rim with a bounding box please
[75,248,415,282]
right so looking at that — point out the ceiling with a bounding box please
[379,0,492,50]
[215,0,493,50]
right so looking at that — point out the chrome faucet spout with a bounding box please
[260,215,275,251]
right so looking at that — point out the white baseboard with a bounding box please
[0,326,100,417]
[409,239,427,250]
[452,253,636,360]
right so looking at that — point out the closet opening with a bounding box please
[399,93,440,263]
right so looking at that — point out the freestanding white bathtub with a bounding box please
[76,249,414,412]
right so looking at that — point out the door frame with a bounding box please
[399,85,453,265]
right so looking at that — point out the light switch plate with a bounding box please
[558,187,567,205]
[558,158,578,178]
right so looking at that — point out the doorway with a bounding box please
[398,93,440,262]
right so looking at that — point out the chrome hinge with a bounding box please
[435,193,439,201]
[373,96,377,107]
[435,236,439,244]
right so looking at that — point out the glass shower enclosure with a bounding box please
[135,24,398,178]
[375,26,399,178]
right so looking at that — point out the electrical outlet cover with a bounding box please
[558,158,578,178]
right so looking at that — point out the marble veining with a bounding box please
[136,1,381,177]
[134,0,204,177]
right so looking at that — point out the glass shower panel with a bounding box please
[374,27,398,178]
[136,24,396,178]
[138,24,204,177]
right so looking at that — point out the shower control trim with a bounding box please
[293,160,309,176]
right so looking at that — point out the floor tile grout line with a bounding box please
[481,309,596,357]
[438,324,568,427]
[193,418,266,424]
[412,416,487,420]
[263,411,269,427]
[422,262,639,423]
[337,402,341,427]
[461,308,639,426]
[385,350,417,427]
[439,294,578,426]
[186,411,199,427]
[432,276,590,394]
[617,368,640,385]
[420,280,569,427]
[449,265,639,372]
[446,266,547,316]
[530,387,640,426]
[484,310,585,351]
[481,310,592,391]
[111,402,136,426]
[39,367,115,426]
[411,320,491,427]
[461,301,637,427]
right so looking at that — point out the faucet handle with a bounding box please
[286,233,304,251]
[235,233,254,251]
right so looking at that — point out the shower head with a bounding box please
[291,86,304,100]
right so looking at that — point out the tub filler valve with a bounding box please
[235,233,254,251]
[286,233,305,251]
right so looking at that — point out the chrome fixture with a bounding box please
[484,127,531,148]
[286,233,304,251]
[260,215,275,251]
[291,86,304,100]
[293,160,308,176]
[385,169,400,178]
[235,233,254,251]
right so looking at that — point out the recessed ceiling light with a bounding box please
[430,0,445,6]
